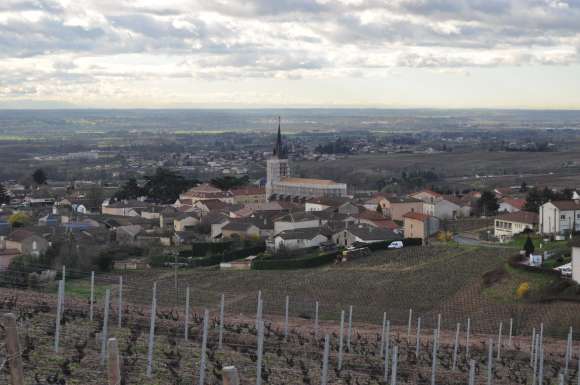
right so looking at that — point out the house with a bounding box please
[231,186,266,205]
[494,211,538,242]
[382,196,424,221]
[362,194,389,212]
[38,214,60,226]
[200,212,230,239]
[539,200,580,236]
[410,190,468,220]
[305,197,351,212]
[192,199,232,215]
[274,212,321,234]
[115,225,143,246]
[178,183,234,205]
[173,213,200,232]
[221,221,261,240]
[403,212,440,242]
[499,197,526,213]
[355,210,401,231]
[572,241,580,284]
[331,223,401,248]
[5,229,49,256]
[102,200,148,217]
[274,228,328,251]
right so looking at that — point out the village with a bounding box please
[1,124,580,286]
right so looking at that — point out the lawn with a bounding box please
[482,263,559,304]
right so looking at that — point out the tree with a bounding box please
[142,168,197,204]
[476,191,499,217]
[210,175,249,190]
[114,178,143,201]
[523,236,535,257]
[8,212,32,227]
[32,168,47,185]
[0,183,9,204]
[520,181,528,193]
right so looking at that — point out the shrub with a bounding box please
[516,282,530,299]
[252,251,338,270]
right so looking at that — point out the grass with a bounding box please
[64,279,109,300]
[482,263,558,304]
[507,235,568,252]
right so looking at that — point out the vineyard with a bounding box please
[1,244,580,384]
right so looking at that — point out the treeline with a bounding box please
[524,187,574,212]
[315,137,351,154]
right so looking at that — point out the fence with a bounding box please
[2,246,580,384]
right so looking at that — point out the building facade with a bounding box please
[539,200,580,235]
[266,118,347,200]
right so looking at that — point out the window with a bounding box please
[561,215,567,220]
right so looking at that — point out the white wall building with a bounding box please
[539,200,580,235]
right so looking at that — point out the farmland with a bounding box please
[2,245,580,384]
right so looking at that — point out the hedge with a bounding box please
[364,238,422,251]
[189,243,266,267]
[252,251,338,270]
[186,241,234,257]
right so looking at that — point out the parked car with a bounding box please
[388,241,404,249]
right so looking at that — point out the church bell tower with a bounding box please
[266,117,289,200]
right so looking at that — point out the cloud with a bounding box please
[0,0,579,105]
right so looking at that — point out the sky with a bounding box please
[1,0,580,109]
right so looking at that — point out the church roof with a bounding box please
[278,177,341,186]
[272,116,288,159]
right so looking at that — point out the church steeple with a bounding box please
[273,116,287,159]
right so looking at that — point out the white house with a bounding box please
[494,211,538,242]
[572,246,580,284]
[539,200,580,236]
[274,228,328,251]
[331,223,401,248]
[410,190,468,220]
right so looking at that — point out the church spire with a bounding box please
[273,116,287,159]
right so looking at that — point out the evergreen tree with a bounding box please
[523,236,535,257]
[0,183,9,204]
[32,168,47,185]
[142,168,197,203]
[114,178,143,201]
[476,190,499,217]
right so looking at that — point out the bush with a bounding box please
[516,282,530,299]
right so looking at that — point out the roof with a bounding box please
[403,212,431,222]
[275,211,319,223]
[117,225,143,237]
[181,183,231,198]
[411,190,442,198]
[276,227,326,241]
[385,196,422,204]
[196,199,229,211]
[501,197,526,210]
[7,229,36,242]
[279,177,342,186]
[307,196,351,207]
[231,186,265,196]
[222,221,257,232]
[550,200,580,210]
[347,224,401,242]
[495,211,538,225]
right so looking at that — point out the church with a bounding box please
[265,118,348,201]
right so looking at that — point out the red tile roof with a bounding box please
[495,211,538,225]
[403,212,431,221]
[501,197,526,210]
